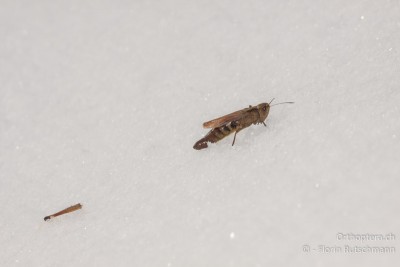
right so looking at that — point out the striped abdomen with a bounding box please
[193,121,238,150]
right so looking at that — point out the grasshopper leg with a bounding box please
[232,131,238,146]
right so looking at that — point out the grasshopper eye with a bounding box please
[262,106,267,111]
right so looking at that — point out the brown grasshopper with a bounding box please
[193,99,293,150]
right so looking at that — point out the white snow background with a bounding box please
[1,0,399,266]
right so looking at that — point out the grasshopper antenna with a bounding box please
[270,101,294,107]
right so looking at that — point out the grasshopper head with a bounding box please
[256,103,271,123]
[257,99,294,124]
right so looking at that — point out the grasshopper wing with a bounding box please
[203,109,246,128]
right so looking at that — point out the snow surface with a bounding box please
[1,0,399,266]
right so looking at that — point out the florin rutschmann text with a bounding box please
[302,233,396,254]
